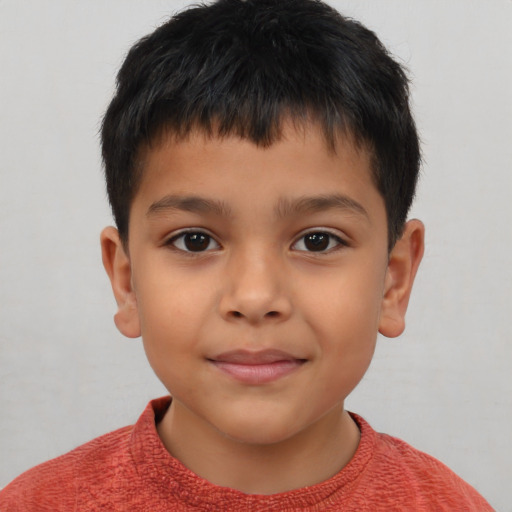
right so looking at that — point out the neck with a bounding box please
[157,400,360,495]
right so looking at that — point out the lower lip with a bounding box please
[210,360,305,385]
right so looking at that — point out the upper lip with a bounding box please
[209,349,305,365]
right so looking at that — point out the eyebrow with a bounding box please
[147,193,368,220]
[275,194,369,220]
[147,195,232,217]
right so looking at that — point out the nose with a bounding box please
[219,248,292,324]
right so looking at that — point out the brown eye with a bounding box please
[184,233,210,251]
[304,233,330,251]
[170,231,220,252]
[292,231,345,253]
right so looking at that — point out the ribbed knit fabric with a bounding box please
[0,397,493,511]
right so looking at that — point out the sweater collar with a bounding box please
[130,396,376,510]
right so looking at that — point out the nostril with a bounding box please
[229,310,279,319]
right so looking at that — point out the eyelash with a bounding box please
[165,230,221,253]
[165,229,347,254]
[291,230,347,253]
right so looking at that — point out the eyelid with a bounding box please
[165,228,221,252]
[291,228,348,252]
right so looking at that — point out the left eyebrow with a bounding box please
[275,194,369,220]
[147,195,232,217]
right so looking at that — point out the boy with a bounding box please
[0,0,494,509]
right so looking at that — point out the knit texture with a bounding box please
[0,397,493,511]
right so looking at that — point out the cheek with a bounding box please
[139,293,203,351]
[134,263,214,338]
[137,288,203,393]
[134,272,221,394]
[305,266,385,333]
[301,265,384,390]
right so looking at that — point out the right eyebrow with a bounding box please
[146,195,232,217]
[275,194,369,221]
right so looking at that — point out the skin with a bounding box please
[101,122,424,494]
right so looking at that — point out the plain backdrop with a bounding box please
[1,1,511,510]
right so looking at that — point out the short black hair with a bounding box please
[101,0,420,248]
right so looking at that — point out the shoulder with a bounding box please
[353,414,494,510]
[0,425,133,512]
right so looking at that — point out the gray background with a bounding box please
[1,1,511,510]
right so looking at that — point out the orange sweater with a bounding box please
[0,397,493,511]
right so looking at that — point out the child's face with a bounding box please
[103,122,421,445]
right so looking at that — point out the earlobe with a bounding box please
[100,227,141,338]
[378,219,425,338]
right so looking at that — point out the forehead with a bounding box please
[139,116,372,173]
[131,121,383,225]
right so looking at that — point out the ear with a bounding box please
[378,219,425,338]
[100,226,141,338]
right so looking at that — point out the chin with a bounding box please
[216,416,303,447]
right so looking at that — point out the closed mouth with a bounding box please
[208,349,307,384]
